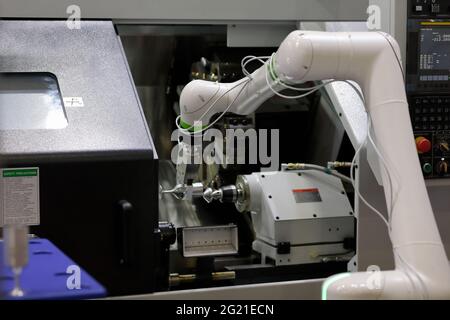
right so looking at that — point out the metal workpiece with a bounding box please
[235,174,260,214]
[219,185,239,203]
[161,184,189,200]
[202,187,222,203]
[0,20,155,162]
[188,182,205,199]
[175,142,203,185]
[202,185,240,204]
[161,182,204,200]
[159,160,228,232]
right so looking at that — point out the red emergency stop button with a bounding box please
[416,136,432,154]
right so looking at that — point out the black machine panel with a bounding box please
[0,21,168,297]
[407,0,450,178]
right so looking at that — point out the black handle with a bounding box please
[117,200,133,266]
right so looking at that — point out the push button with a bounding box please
[423,163,433,175]
[416,136,432,154]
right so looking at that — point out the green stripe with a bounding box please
[3,169,38,178]
[321,273,351,300]
[268,55,279,82]
[180,119,208,133]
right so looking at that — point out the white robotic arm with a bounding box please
[179,59,278,129]
[179,31,450,299]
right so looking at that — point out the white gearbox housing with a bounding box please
[239,171,355,266]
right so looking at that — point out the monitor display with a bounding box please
[420,28,450,71]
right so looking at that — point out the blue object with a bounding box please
[0,239,107,300]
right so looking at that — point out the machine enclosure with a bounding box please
[0,21,161,295]
[242,171,354,266]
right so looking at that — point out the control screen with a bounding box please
[420,28,450,73]
[407,0,450,179]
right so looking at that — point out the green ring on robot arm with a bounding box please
[179,118,208,133]
[321,273,351,300]
[268,54,278,82]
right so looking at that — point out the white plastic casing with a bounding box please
[243,171,354,266]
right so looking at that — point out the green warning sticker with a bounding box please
[1,167,40,226]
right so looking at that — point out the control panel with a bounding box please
[407,0,450,178]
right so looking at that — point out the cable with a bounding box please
[241,56,270,78]
[377,32,405,81]
[265,53,336,99]
[366,113,428,300]
[178,48,428,298]
[180,51,399,234]
[366,117,398,227]
[199,80,251,132]
[260,51,398,239]
[350,117,390,230]
[350,112,428,299]
[285,163,352,184]
[176,78,251,135]
[249,55,407,287]
[177,54,332,136]
[179,54,397,232]
[177,41,430,297]
[325,76,393,229]
[350,86,428,299]
[243,54,333,92]
[345,87,401,244]
[394,248,429,299]
[371,33,429,298]
[339,74,399,233]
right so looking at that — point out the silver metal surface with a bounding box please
[159,160,218,228]
[120,36,178,160]
[0,73,67,130]
[235,175,251,213]
[326,81,367,148]
[0,20,154,162]
[227,24,296,47]
[203,187,219,203]
[181,225,238,258]
[117,25,226,37]
[0,0,369,22]
[161,184,189,200]
[108,278,324,300]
